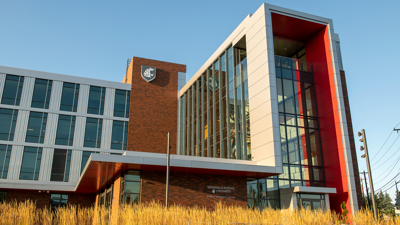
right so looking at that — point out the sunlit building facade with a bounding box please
[0,3,362,215]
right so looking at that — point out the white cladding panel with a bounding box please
[8,145,24,180]
[49,81,63,111]
[100,119,113,149]
[0,74,5,101]
[20,77,35,108]
[44,113,58,145]
[39,147,54,181]
[77,84,89,114]
[69,150,82,182]
[73,116,86,148]
[14,110,29,143]
[104,88,115,117]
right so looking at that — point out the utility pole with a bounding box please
[359,129,377,219]
[396,181,399,209]
[165,132,171,208]
[363,171,371,208]
[360,177,365,199]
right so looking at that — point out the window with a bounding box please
[87,86,105,115]
[83,118,102,148]
[111,121,128,150]
[50,194,68,210]
[55,115,76,146]
[0,145,12,179]
[0,108,18,141]
[25,112,47,143]
[1,75,24,106]
[114,90,130,118]
[31,79,52,109]
[19,147,42,180]
[81,151,99,173]
[0,191,6,203]
[121,170,140,204]
[50,149,71,182]
[60,82,80,112]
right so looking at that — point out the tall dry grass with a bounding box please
[0,200,399,225]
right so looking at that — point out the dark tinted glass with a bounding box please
[83,118,102,148]
[50,194,68,210]
[114,90,130,118]
[0,145,12,179]
[111,121,128,150]
[87,86,105,115]
[0,108,18,141]
[26,112,47,143]
[31,79,52,109]
[60,83,80,112]
[19,147,42,180]
[55,115,76,146]
[50,149,71,182]
[1,75,24,105]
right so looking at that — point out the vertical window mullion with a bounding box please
[201,76,205,157]
[206,70,211,157]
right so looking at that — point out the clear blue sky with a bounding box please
[1,0,400,201]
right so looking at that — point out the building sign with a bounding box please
[141,65,156,83]
[207,185,236,199]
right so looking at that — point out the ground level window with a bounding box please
[50,194,68,210]
[121,170,140,204]
[297,193,325,210]
[98,185,113,208]
[247,178,280,210]
[0,191,6,202]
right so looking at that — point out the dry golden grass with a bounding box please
[0,200,400,225]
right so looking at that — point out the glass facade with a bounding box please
[81,151,100,173]
[50,149,72,182]
[0,108,18,141]
[55,115,76,146]
[179,42,251,160]
[25,112,48,144]
[83,118,102,148]
[111,121,128,150]
[120,170,140,204]
[0,145,12,179]
[275,55,324,188]
[87,86,106,115]
[247,178,279,210]
[20,147,42,180]
[60,82,80,112]
[50,194,68,210]
[1,75,24,106]
[0,191,5,202]
[31,79,52,109]
[114,90,130,118]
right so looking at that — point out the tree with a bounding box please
[395,192,400,209]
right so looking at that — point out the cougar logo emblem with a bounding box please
[143,68,154,78]
[141,65,156,83]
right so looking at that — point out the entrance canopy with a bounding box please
[75,151,280,193]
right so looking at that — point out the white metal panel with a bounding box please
[77,84,89,114]
[44,113,58,145]
[100,119,112,149]
[49,81,63,111]
[39,147,54,181]
[103,88,115,117]
[7,145,24,180]
[19,77,35,108]
[0,74,5,101]
[73,116,86,147]
[13,110,30,142]
[69,150,82,183]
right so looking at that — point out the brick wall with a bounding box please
[3,189,95,209]
[126,57,186,154]
[340,70,363,209]
[140,171,247,209]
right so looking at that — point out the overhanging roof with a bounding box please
[75,152,280,193]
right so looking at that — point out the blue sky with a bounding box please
[1,0,400,200]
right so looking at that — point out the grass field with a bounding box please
[0,200,398,225]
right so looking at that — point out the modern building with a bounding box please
[0,3,362,215]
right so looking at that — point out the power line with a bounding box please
[373,147,400,171]
[370,134,400,167]
[374,157,400,184]
[376,172,400,192]
[361,123,400,171]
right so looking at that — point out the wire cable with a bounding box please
[377,171,400,192]
[374,157,400,184]
[360,124,400,171]
[370,133,400,167]
[373,147,400,171]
